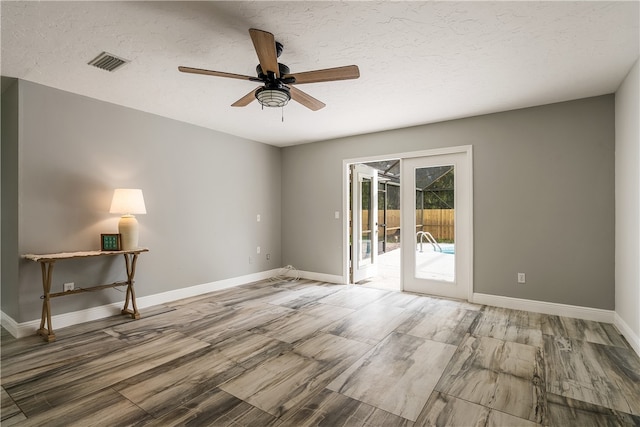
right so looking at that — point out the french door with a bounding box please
[351,164,378,283]
[401,151,471,299]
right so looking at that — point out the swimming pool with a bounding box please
[440,244,455,255]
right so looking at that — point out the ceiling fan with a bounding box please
[178,28,360,111]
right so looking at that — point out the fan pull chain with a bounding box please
[282,107,285,122]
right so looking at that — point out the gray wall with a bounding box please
[7,80,281,323]
[1,78,20,319]
[1,79,619,323]
[615,58,640,340]
[282,96,615,309]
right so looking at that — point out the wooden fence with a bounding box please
[417,209,455,242]
[361,209,455,242]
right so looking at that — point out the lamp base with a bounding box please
[118,215,139,250]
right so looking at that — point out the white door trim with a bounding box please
[401,151,472,300]
[342,145,473,297]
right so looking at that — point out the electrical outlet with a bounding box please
[517,273,526,284]
[257,214,261,222]
[63,282,74,292]
[257,246,261,254]
[266,253,271,260]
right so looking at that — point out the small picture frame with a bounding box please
[101,233,121,251]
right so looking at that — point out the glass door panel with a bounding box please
[415,165,455,282]
[351,164,378,283]
[401,151,470,300]
[359,177,372,268]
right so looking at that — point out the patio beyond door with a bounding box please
[401,151,471,299]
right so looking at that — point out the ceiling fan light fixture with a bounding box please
[256,86,291,108]
[179,28,359,111]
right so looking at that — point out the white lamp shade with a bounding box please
[109,189,146,215]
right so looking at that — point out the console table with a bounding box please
[22,248,149,342]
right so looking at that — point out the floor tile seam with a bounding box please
[285,302,357,322]
[313,300,368,311]
[217,330,292,353]
[20,384,146,422]
[270,386,341,425]
[417,391,495,425]
[546,391,639,418]
[433,337,504,404]
[0,388,25,422]
[541,332,634,351]
[141,357,249,399]
[303,385,416,425]
[0,334,139,389]
[436,363,544,384]
[471,315,546,331]
[257,303,308,321]
[6,394,32,422]
[3,353,128,400]
[398,307,477,327]
[449,335,547,382]
[388,330,461,352]
[467,332,545,350]
[334,327,400,348]
[171,341,244,370]
[110,385,156,421]
[0,412,26,424]
[288,347,365,377]
[549,390,639,418]
[545,391,608,410]
[432,390,545,426]
[225,371,338,421]
[612,378,640,416]
[14,332,213,399]
[329,331,462,420]
[301,331,376,351]
[210,346,293,375]
[218,334,354,390]
[397,329,461,346]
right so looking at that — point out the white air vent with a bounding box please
[88,52,129,72]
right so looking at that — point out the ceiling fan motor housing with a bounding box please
[256,63,291,82]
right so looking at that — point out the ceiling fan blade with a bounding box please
[231,88,258,107]
[249,28,280,78]
[284,65,360,85]
[289,86,325,111]
[178,66,259,81]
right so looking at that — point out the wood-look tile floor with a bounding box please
[2,279,640,426]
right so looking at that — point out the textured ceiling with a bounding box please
[2,1,638,147]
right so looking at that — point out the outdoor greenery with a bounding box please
[419,166,454,209]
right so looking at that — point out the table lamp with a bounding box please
[109,188,146,250]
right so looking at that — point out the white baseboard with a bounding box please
[614,312,640,357]
[136,268,281,308]
[293,270,346,285]
[472,293,616,323]
[5,272,636,359]
[1,302,125,339]
[1,311,22,338]
[473,293,639,358]
[1,269,281,339]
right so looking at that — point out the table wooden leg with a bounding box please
[121,253,141,320]
[38,261,56,342]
